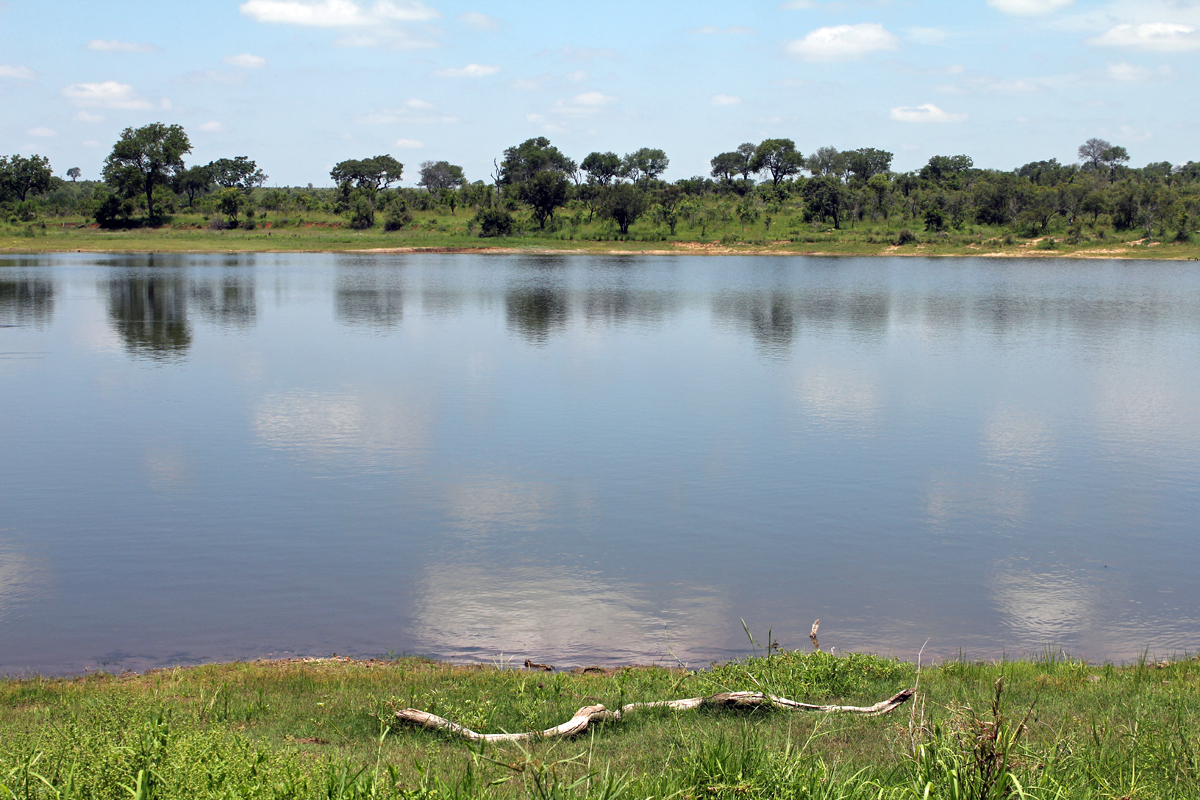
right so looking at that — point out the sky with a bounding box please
[2,0,1199,187]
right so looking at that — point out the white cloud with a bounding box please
[571,90,616,108]
[459,11,504,30]
[199,121,224,132]
[787,23,898,60]
[1107,61,1172,81]
[780,0,815,8]
[240,0,437,25]
[27,127,56,137]
[357,98,459,124]
[711,94,742,105]
[566,70,587,82]
[224,53,267,68]
[73,110,104,122]
[179,70,246,85]
[693,25,755,35]
[433,63,500,77]
[907,26,948,44]
[890,103,968,123]
[935,75,1041,94]
[87,39,156,52]
[62,81,152,109]
[394,138,424,148]
[987,0,1072,15]
[0,64,36,80]
[1087,22,1200,51]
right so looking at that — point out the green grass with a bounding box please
[4,209,1200,260]
[3,650,1198,798]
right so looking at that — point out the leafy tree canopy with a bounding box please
[0,153,53,202]
[750,139,805,188]
[709,151,743,182]
[209,156,267,192]
[601,183,648,235]
[581,151,623,186]
[920,154,974,184]
[499,137,575,186]
[845,148,893,184]
[330,155,403,192]
[102,123,191,219]
[1078,138,1112,170]
[418,160,466,191]
[621,148,669,184]
[518,170,571,229]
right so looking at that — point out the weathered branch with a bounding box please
[394,688,915,743]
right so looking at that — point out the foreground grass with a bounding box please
[3,650,1198,799]
[5,211,1200,260]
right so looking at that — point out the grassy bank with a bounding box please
[3,650,1198,798]
[5,211,1200,260]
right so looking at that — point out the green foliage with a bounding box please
[0,154,54,202]
[475,207,514,237]
[418,160,465,192]
[102,123,191,221]
[581,152,623,186]
[621,148,669,185]
[330,155,403,192]
[499,138,575,187]
[208,157,267,191]
[750,139,804,188]
[518,171,570,230]
[600,184,647,235]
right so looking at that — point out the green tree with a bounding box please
[1100,145,1130,180]
[919,154,973,185]
[519,170,571,229]
[66,167,82,182]
[621,148,669,185]
[601,183,648,234]
[806,146,847,179]
[330,155,403,192]
[418,160,465,191]
[845,148,893,184]
[751,139,804,188]
[1,154,54,202]
[802,175,846,228]
[709,151,743,183]
[581,151,623,185]
[102,123,191,220]
[173,164,214,208]
[209,157,267,191]
[216,187,244,224]
[498,137,575,187]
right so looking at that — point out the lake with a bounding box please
[2,252,1198,675]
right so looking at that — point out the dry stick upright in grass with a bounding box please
[395,688,917,743]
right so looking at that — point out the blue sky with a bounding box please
[2,0,1198,186]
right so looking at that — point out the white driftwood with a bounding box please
[394,688,915,743]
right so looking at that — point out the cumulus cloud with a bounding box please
[1088,22,1200,51]
[198,121,224,132]
[711,94,742,105]
[787,23,898,60]
[890,103,967,123]
[1107,61,1172,81]
[224,53,267,68]
[73,110,104,122]
[907,26,948,44]
[459,11,504,30]
[394,138,424,148]
[527,91,617,133]
[0,64,36,80]
[62,81,153,109]
[27,127,56,137]
[433,63,500,77]
[240,0,440,47]
[239,0,438,25]
[987,0,1072,14]
[780,0,815,7]
[87,39,157,52]
[357,98,459,124]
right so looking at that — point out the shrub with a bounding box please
[895,228,917,245]
[475,207,514,237]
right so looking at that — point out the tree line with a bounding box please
[3,122,1199,243]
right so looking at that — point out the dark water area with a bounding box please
[2,252,1198,675]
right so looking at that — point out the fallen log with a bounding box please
[394,688,915,743]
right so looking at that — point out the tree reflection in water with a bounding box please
[107,276,192,360]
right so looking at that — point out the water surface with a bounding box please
[2,252,1198,674]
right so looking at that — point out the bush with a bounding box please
[895,228,917,246]
[348,195,375,230]
[475,207,514,237]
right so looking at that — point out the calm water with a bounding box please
[2,252,1198,675]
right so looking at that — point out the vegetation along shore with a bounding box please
[3,649,1199,798]
[4,126,1200,259]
